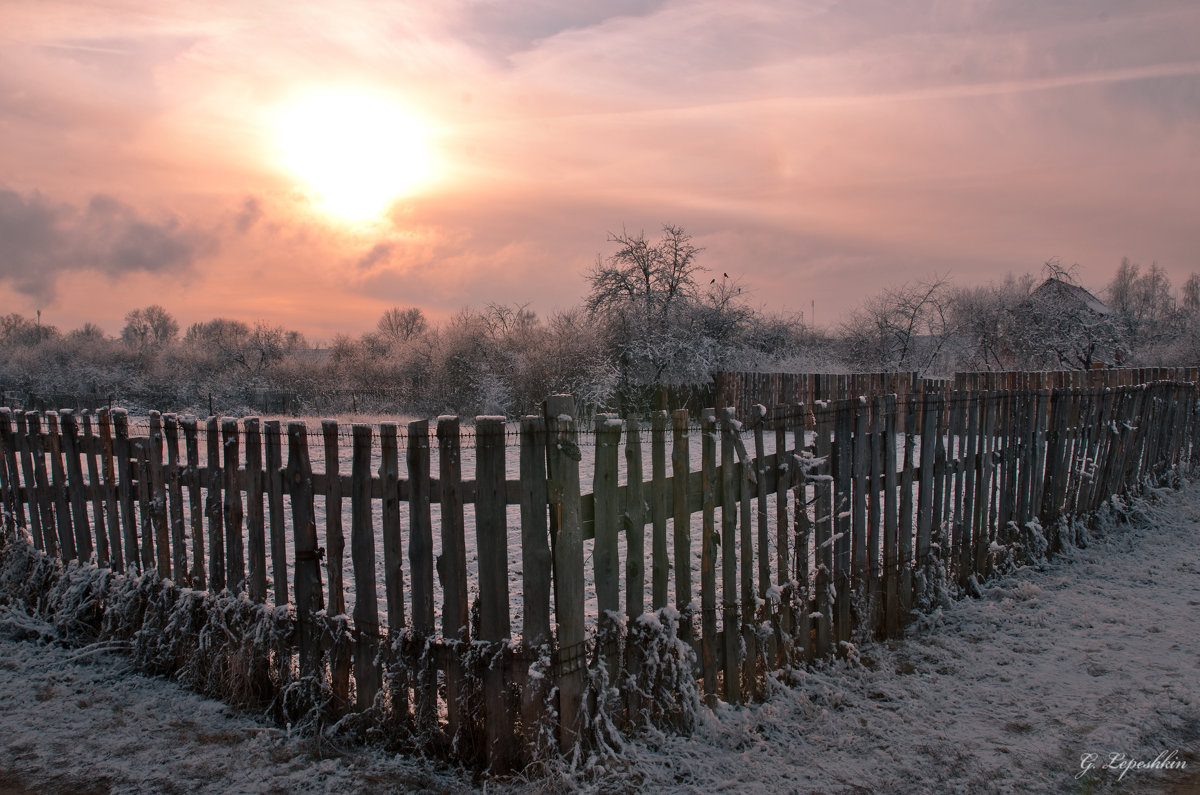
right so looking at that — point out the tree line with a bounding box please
[2,226,1197,417]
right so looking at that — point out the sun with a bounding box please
[273,91,435,221]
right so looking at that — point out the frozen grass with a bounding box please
[2,478,1200,793]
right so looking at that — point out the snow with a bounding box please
[3,481,1200,793]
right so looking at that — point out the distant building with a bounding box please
[1030,277,1113,317]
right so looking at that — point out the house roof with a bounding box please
[1032,277,1113,315]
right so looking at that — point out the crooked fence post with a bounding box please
[544,395,584,753]
[286,421,323,679]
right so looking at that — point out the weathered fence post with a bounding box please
[437,416,469,744]
[650,411,670,611]
[148,412,169,577]
[15,413,46,552]
[181,416,204,590]
[671,409,693,649]
[286,421,323,679]
[378,423,407,720]
[244,418,266,602]
[407,419,436,732]
[518,415,552,742]
[351,424,381,711]
[205,417,225,591]
[476,416,513,771]
[699,408,718,702]
[164,415,187,583]
[58,410,93,563]
[221,418,245,593]
[545,395,585,752]
[593,414,622,683]
[45,413,76,563]
[263,420,285,604]
[98,410,122,572]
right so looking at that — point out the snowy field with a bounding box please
[2,481,1199,794]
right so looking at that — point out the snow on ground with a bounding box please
[3,483,1200,794]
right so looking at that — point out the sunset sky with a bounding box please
[2,0,1198,341]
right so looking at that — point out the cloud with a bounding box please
[0,188,216,303]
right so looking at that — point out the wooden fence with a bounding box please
[0,379,1196,770]
[715,367,1200,425]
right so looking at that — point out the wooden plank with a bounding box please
[164,415,188,583]
[286,421,323,678]
[321,421,347,619]
[221,418,245,593]
[671,409,693,647]
[650,411,669,610]
[915,393,937,593]
[133,437,153,573]
[181,416,205,590]
[946,393,966,587]
[147,412,169,576]
[205,417,225,591]
[898,397,917,621]
[407,420,435,732]
[45,413,76,563]
[593,414,622,650]
[350,424,381,711]
[58,411,93,563]
[793,403,812,659]
[475,416,513,772]
[851,398,869,592]
[739,408,760,698]
[700,408,719,701]
[244,418,267,602]
[958,394,979,590]
[98,410,122,572]
[82,414,107,567]
[719,408,742,702]
[774,404,792,652]
[625,417,646,619]
[883,394,900,637]
[0,409,17,537]
[752,405,770,600]
[264,421,289,601]
[929,393,948,575]
[868,395,884,635]
[437,416,469,744]
[975,392,999,578]
[543,396,585,753]
[379,423,406,631]
[814,401,834,657]
[15,413,46,553]
[381,422,411,719]
[518,415,552,742]
[832,400,853,646]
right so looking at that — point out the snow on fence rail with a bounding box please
[0,379,1197,771]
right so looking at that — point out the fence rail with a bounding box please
[0,376,1196,770]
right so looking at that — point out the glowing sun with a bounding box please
[274,91,435,221]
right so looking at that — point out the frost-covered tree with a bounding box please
[376,306,428,346]
[839,275,953,373]
[122,305,178,349]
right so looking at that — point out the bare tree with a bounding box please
[122,305,178,349]
[839,275,953,373]
[376,306,428,345]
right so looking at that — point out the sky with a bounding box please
[2,0,1199,341]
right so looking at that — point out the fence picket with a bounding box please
[651,411,669,610]
[205,417,224,590]
[164,415,187,583]
[59,411,92,563]
[181,416,204,589]
[46,413,76,563]
[475,416,513,772]
[350,424,381,712]
[244,418,266,602]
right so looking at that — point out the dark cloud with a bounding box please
[234,197,262,234]
[0,188,215,303]
[356,242,395,270]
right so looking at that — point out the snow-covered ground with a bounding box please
[3,482,1199,794]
